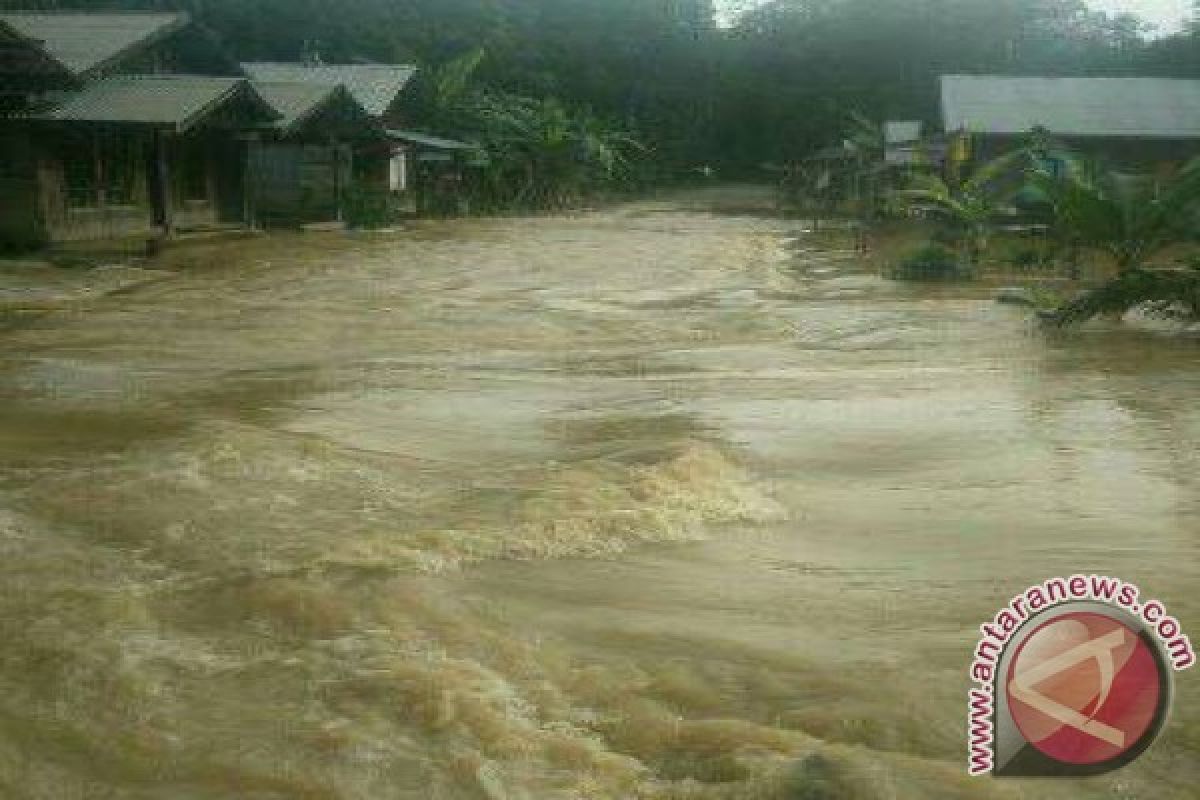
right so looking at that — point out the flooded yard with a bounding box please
[0,186,1197,798]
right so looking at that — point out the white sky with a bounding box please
[717,1,1193,34]
[1089,0,1191,32]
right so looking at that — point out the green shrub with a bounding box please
[889,242,970,281]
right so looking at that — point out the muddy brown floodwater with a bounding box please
[0,186,1197,799]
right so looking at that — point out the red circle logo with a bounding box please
[1006,612,1164,766]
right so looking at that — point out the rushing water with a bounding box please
[0,187,1197,799]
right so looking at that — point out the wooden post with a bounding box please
[153,130,174,239]
[242,132,259,230]
[331,136,343,223]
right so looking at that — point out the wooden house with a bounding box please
[0,12,276,248]
[941,75,1200,176]
[247,81,383,224]
[242,62,417,198]
[241,62,486,221]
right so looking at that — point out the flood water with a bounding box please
[1,187,1197,799]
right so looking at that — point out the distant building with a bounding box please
[0,12,275,247]
[940,75,1200,175]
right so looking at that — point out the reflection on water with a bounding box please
[0,187,1196,798]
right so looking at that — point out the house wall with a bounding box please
[249,141,352,224]
[354,148,391,193]
[0,127,44,249]
[0,127,241,246]
[166,133,222,232]
[33,128,155,243]
[971,134,1200,175]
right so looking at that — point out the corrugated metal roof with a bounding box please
[242,62,416,116]
[0,12,189,76]
[0,18,71,80]
[40,74,277,132]
[253,81,340,132]
[0,17,33,45]
[942,75,1200,139]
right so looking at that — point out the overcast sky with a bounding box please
[718,1,1193,34]
[1090,0,1191,32]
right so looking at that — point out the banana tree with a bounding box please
[468,93,644,210]
[844,111,885,229]
[894,149,1031,268]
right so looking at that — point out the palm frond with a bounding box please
[963,147,1031,194]
[1048,268,1200,326]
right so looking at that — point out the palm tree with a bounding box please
[1029,155,1200,274]
[894,149,1030,268]
[1049,262,1200,326]
[1031,155,1200,325]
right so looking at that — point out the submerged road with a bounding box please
[1,186,1197,798]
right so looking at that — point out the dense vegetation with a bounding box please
[7,0,1200,173]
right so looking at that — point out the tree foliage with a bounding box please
[459,91,645,210]
[1030,156,1200,272]
[894,149,1032,265]
[1049,264,1200,326]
